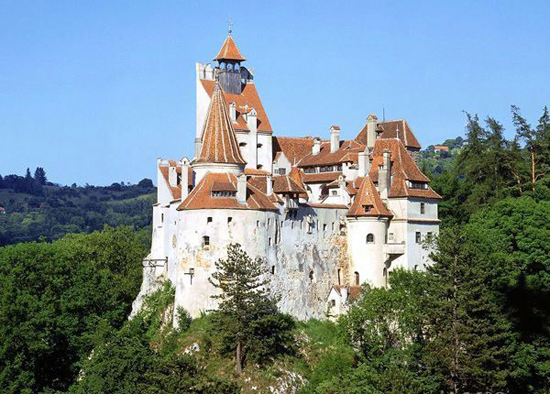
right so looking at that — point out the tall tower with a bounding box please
[213,33,246,94]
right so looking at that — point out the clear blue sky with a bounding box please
[1,0,549,186]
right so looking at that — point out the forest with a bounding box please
[0,171,155,246]
[0,106,548,393]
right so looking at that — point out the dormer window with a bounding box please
[212,191,237,198]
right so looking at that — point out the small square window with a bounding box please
[228,217,232,224]
[207,217,213,224]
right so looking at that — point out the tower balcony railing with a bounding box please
[383,242,405,256]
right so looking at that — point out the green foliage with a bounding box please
[0,170,156,246]
[0,226,147,394]
[209,243,295,373]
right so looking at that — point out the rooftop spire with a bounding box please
[214,34,246,62]
[195,84,246,165]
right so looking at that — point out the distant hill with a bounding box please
[418,136,465,176]
[0,168,155,245]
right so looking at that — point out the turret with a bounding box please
[214,34,246,94]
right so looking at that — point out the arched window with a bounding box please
[227,63,233,71]
[366,233,375,243]
[354,271,360,286]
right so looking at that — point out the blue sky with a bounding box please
[1,0,549,186]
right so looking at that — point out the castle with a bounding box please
[133,33,441,320]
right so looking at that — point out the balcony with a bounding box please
[384,243,405,256]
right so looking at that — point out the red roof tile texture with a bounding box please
[201,80,272,133]
[298,140,364,167]
[273,137,316,166]
[196,84,246,165]
[355,119,421,150]
[347,177,393,218]
[214,35,246,61]
[177,173,277,211]
[273,175,307,194]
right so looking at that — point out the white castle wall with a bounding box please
[170,205,348,320]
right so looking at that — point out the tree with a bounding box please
[33,167,47,185]
[137,178,154,189]
[209,244,294,374]
[512,105,550,191]
[425,228,515,393]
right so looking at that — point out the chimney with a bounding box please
[357,148,370,177]
[338,175,346,204]
[168,165,178,187]
[194,137,202,159]
[330,125,340,153]
[248,108,258,169]
[237,174,247,204]
[378,149,391,200]
[229,102,237,123]
[366,114,378,149]
[266,175,273,195]
[180,158,190,200]
[312,137,322,155]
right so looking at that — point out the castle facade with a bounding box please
[133,34,441,320]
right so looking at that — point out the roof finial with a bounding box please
[228,16,233,36]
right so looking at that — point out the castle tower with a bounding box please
[214,33,246,95]
[192,83,246,183]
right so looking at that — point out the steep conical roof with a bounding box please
[195,84,246,165]
[214,35,246,62]
[347,177,393,218]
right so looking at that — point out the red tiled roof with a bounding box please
[332,285,362,301]
[201,80,272,133]
[369,139,429,183]
[298,140,364,167]
[348,177,393,218]
[159,165,193,201]
[302,172,341,184]
[273,137,316,166]
[214,35,246,61]
[244,168,270,176]
[195,84,246,165]
[273,175,307,194]
[177,173,277,211]
[356,119,421,150]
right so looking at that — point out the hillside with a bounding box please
[418,136,464,176]
[0,168,155,245]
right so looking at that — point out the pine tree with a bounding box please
[33,167,47,185]
[425,228,514,393]
[209,244,292,374]
[512,105,550,191]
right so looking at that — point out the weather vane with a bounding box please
[228,16,233,36]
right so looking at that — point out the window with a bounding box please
[366,233,375,243]
[354,271,360,286]
[161,213,164,222]
[304,167,316,174]
[363,205,372,213]
[337,268,341,285]
[269,237,272,246]
[239,142,247,147]
[278,168,286,175]
[257,164,263,170]
[207,217,212,224]
[420,203,426,214]
[323,224,327,231]
[271,265,275,274]
[212,191,236,197]
[309,270,314,281]
[332,222,335,231]
[330,299,336,307]
[410,182,427,190]
[331,190,337,196]
[202,236,210,247]
[267,218,271,226]
[256,220,260,227]
[257,143,263,148]
[227,217,232,224]
[281,221,284,228]
[415,232,421,244]
[389,232,395,241]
